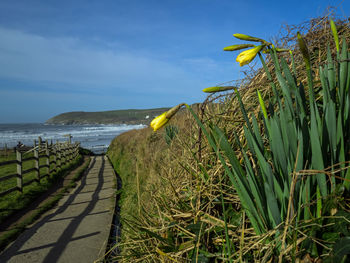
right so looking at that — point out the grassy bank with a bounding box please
[107,127,169,236]
[108,15,350,262]
[0,152,83,224]
[0,150,59,193]
[0,155,91,250]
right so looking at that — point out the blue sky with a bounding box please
[0,0,349,123]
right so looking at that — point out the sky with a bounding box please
[0,0,349,123]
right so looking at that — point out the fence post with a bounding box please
[77,142,80,158]
[57,143,61,170]
[66,143,70,164]
[52,144,57,173]
[65,143,69,163]
[67,143,71,163]
[61,143,65,166]
[38,137,42,150]
[74,143,78,159]
[34,147,40,182]
[77,143,80,158]
[16,150,23,192]
[46,141,50,175]
[69,143,73,162]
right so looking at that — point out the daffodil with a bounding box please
[275,48,290,53]
[150,112,168,131]
[330,19,339,53]
[236,45,264,66]
[263,48,289,54]
[233,33,266,43]
[223,44,255,51]
[150,103,186,131]
[257,90,267,119]
[203,86,236,93]
[297,32,310,70]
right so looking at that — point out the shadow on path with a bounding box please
[0,156,109,262]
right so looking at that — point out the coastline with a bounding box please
[0,123,146,153]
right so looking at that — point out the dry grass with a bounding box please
[107,12,350,262]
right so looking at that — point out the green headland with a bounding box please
[45,108,170,125]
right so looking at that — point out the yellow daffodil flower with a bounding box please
[150,103,186,131]
[203,86,236,93]
[236,45,264,66]
[150,112,168,131]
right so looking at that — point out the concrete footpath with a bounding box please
[0,156,116,263]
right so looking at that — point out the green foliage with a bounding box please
[79,147,94,156]
[0,154,83,224]
[0,156,90,251]
[188,29,350,257]
[164,125,178,145]
[107,128,167,260]
[106,17,350,262]
[0,151,57,193]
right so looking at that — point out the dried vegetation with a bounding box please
[107,12,350,262]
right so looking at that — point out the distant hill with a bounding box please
[45,108,170,125]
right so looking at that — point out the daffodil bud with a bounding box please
[263,48,289,54]
[150,103,186,131]
[223,44,255,51]
[330,19,339,53]
[275,48,290,53]
[257,90,267,119]
[297,32,311,70]
[233,33,266,43]
[202,86,236,93]
[165,103,185,119]
[236,45,264,66]
[150,112,168,131]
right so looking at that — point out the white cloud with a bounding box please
[0,27,212,94]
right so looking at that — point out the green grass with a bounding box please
[0,153,83,224]
[0,150,68,192]
[0,156,91,251]
[108,134,139,223]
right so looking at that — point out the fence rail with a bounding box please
[0,138,80,198]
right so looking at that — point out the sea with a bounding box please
[0,123,146,154]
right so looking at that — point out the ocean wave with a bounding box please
[0,123,146,151]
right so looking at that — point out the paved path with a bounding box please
[0,156,116,263]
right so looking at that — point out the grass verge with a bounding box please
[0,150,62,193]
[0,155,91,251]
[0,155,84,224]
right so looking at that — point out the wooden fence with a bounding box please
[0,138,80,198]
